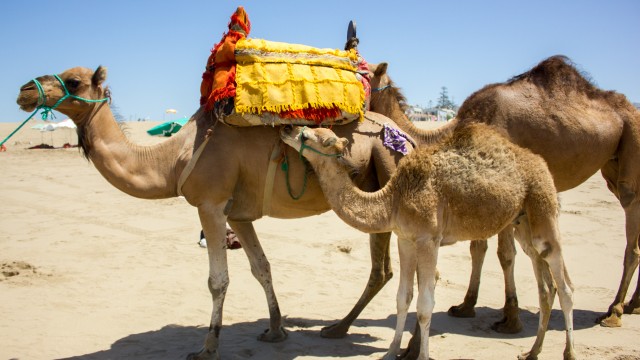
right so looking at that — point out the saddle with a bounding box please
[200,7,370,127]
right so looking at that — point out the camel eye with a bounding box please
[66,79,80,89]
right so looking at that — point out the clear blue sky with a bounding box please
[1,0,638,123]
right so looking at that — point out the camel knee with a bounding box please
[417,293,435,325]
[470,239,488,254]
[396,284,414,312]
[249,257,272,281]
[617,182,637,208]
[208,276,229,298]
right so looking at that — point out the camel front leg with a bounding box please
[598,204,640,327]
[414,237,440,360]
[448,239,487,318]
[493,225,523,333]
[384,237,417,360]
[227,220,287,342]
[188,207,230,360]
[321,231,393,338]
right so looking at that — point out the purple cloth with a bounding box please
[383,124,415,155]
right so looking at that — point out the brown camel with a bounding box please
[280,124,576,360]
[367,56,640,334]
[16,66,414,359]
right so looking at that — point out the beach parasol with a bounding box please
[29,118,77,147]
[146,117,189,137]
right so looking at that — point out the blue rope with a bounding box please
[372,85,391,92]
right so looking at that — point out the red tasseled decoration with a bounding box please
[279,106,343,124]
[200,7,250,111]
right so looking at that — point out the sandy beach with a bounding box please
[1,120,639,360]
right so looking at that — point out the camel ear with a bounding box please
[336,138,349,151]
[374,62,388,77]
[322,137,337,147]
[92,66,107,86]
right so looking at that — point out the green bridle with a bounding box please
[35,74,110,120]
[0,73,110,147]
[282,126,343,200]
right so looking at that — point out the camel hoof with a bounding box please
[397,343,420,360]
[186,348,220,360]
[491,316,523,334]
[623,299,640,314]
[320,323,349,339]
[597,312,622,327]
[447,303,476,318]
[257,327,288,342]
[517,351,538,360]
[563,348,577,360]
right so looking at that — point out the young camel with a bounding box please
[16,66,412,359]
[280,124,575,360]
[367,56,640,334]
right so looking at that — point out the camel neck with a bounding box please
[82,105,193,199]
[371,90,459,145]
[307,154,395,234]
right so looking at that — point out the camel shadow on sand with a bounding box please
[56,307,602,360]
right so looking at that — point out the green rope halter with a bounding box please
[0,74,110,147]
[281,126,343,200]
[38,74,110,120]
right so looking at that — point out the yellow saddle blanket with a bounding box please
[200,6,368,126]
[234,38,364,121]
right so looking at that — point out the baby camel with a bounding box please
[280,124,575,360]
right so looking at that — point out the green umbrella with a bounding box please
[147,117,190,137]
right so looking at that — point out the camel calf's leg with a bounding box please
[518,215,575,360]
[415,238,440,360]
[448,239,487,318]
[384,237,417,360]
[321,232,393,338]
[227,220,287,342]
[188,207,230,360]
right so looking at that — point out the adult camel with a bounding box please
[367,56,640,336]
[16,66,413,359]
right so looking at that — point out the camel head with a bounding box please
[17,66,109,124]
[368,63,409,114]
[369,62,390,91]
[280,125,348,159]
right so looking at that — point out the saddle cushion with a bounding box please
[200,6,368,127]
[231,38,365,125]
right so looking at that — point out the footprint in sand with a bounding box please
[1,261,39,281]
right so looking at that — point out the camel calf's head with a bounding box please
[280,125,348,158]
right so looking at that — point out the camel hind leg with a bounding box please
[598,127,640,326]
[516,214,575,360]
[226,220,287,342]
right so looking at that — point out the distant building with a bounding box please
[406,105,456,122]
